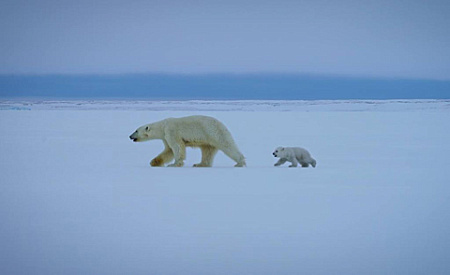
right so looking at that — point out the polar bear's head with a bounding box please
[129,124,153,142]
[273,147,285,158]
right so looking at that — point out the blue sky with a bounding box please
[1,0,450,79]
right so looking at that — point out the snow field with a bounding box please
[0,108,449,274]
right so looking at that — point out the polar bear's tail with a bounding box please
[311,158,317,168]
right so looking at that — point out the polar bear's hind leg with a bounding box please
[194,145,218,167]
[221,146,246,167]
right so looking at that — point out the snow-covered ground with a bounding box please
[1,100,449,275]
[1,99,450,112]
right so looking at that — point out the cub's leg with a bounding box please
[274,158,287,166]
[288,157,298,167]
[296,155,310,168]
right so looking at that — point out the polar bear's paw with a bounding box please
[168,161,184,167]
[150,158,164,167]
[193,163,211,167]
[234,161,246,167]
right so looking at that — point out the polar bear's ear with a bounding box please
[281,148,284,151]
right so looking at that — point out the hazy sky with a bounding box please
[1,0,449,79]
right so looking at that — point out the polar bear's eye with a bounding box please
[145,126,149,131]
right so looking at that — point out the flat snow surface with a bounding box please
[1,100,449,275]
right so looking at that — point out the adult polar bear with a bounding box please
[129,115,246,167]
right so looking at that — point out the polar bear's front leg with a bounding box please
[150,148,173,167]
[165,135,186,167]
[274,158,287,166]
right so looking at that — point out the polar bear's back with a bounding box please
[170,115,223,127]
[291,147,312,158]
[164,115,236,147]
[166,115,229,135]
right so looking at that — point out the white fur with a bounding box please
[273,146,316,168]
[130,115,246,167]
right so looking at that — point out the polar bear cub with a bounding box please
[130,115,246,167]
[273,146,316,168]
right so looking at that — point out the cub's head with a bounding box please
[272,147,285,158]
[129,124,152,142]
